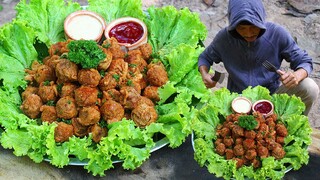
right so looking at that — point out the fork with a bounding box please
[262,60,283,75]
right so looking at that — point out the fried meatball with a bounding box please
[223,136,234,147]
[244,130,256,139]
[276,124,288,137]
[272,146,286,159]
[225,149,234,160]
[243,139,256,150]
[20,94,43,119]
[146,62,168,87]
[56,96,78,119]
[235,138,243,145]
[257,145,269,158]
[40,105,57,123]
[233,158,245,169]
[232,125,244,138]
[54,122,74,143]
[99,72,119,91]
[78,69,101,87]
[34,64,56,84]
[78,106,101,126]
[215,143,226,156]
[97,48,113,71]
[233,144,245,156]
[136,96,154,108]
[126,50,148,72]
[252,158,261,169]
[43,55,61,69]
[102,37,125,59]
[219,127,231,137]
[38,81,58,103]
[245,149,257,160]
[119,86,141,110]
[48,40,69,56]
[108,58,128,80]
[55,59,78,83]
[142,86,160,102]
[138,43,153,60]
[71,118,89,137]
[21,86,38,101]
[102,89,121,102]
[89,124,107,143]
[59,83,78,98]
[276,136,285,145]
[74,86,99,107]
[100,99,124,124]
[131,103,158,128]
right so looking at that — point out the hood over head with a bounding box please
[228,0,266,38]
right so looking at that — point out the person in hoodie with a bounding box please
[198,0,319,115]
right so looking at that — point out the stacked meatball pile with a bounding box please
[215,112,288,169]
[20,37,168,143]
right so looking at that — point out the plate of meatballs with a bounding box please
[191,87,312,180]
[19,37,170,165]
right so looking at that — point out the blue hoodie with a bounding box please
[198,0,313,93]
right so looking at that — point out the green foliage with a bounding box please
[238,115,258,130]
[67,40,106,69]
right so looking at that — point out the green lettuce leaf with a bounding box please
[15,0,81,46]
[0,21,37,68]
[146,6,207,56]
[87,0,145,23]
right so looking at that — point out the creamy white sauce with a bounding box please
[233,99,251,113]
[66,15,103,40]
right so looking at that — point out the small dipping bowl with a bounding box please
[252,99,274,117]
[231,97,252,114]
[64,10,106,42]
[105,17,148,50]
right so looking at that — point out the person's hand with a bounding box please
[198,65,217,88]
[202,73,217,88]
[278,68,307,88]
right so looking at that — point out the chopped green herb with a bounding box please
[46,100,55,106]
[99,70,105,77]
[127,79,133,86]
[128,63,137,68]
[129,71,135,77]
[238,115,258,130]
[102,43,111,49]
[67,40,106,69]
[112,74,120,82]
[57,83,63,93]
[43,80,50,86]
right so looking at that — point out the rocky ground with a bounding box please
[0,0,319,179]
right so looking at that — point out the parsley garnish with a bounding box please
[238,115,258,130]
[67,40,106,69]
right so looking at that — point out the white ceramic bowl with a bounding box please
[104,17,148,50]
[231,97,252,114]
[64,10,106,42]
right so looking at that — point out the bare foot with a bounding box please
[203,0,215,6]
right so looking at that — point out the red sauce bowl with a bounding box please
[105,17,148,50]
[252,99,274,117]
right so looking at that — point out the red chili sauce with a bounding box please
[254,101,272,114]
[109,21,144,44]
